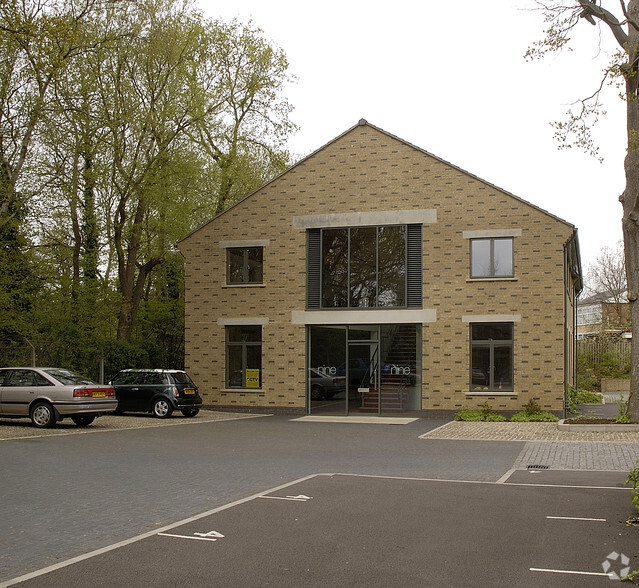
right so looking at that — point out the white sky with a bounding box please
[199,0,628,272]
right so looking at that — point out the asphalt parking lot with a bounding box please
[6,473,637,587]
[1,412,638,586]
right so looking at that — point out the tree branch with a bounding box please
[578,0,630,48]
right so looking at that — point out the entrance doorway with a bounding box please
[308,324,421,416]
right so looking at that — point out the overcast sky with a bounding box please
[199,0,628,272]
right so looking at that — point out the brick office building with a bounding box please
[179,120,583,418]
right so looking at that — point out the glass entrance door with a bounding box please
[347,342,379,414]
[308,324,421,416]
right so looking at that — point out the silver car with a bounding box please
[0,367,117,428]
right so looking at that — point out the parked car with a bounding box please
[109,369,202,418]
[0,367,117,428]
[309,368,346,400]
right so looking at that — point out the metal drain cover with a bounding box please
[527,465,549,470]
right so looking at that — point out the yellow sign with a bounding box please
[245,369,260,388]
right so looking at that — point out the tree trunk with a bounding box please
[622,0,639,420]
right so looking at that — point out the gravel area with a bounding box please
[0,410,264,441]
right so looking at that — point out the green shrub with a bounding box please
[628,465,639,512]
[574,390,603,404]
[566,385,579,414]
[454,403,507,422]
[511,411,559,422]
[616,394,630,423]
[523,398,542,415]
[598,350,628,379]
[454,409,484,421]
[577,353,598,391]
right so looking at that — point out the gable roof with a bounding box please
[179,119,578,243]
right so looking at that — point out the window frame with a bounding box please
[469,322,514,393]
[469,237,514,279]
[226,246,264,285]
[225,325,263,389]
[318,224,409,309]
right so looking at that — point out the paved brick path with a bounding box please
[512,441,639,471]
[420,421,639,470]
[420,421,639,442]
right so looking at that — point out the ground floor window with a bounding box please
[470,323,513,392]
[226,325,262,388]
[308,324,421,415]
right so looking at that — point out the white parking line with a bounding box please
[260,494,312,502]
[530,567,612,577]
[546,516,606,522]
[157,533,221,542]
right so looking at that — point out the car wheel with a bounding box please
[30,402,56,428]
[71,415,95,427]
[181,408,199,417]
[152,398,173,418]
[310,385,325,401]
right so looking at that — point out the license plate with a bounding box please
[184,389,195,395]
[92,391,106,398]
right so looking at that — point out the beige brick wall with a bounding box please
[180,122,577,415]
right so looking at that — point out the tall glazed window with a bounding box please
[349,227,377,307]
[318,225,409,309]
[378,226,406,306]
[321,229,348,307]
[225,325,262,388]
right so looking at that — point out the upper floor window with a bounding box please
[227,247,263,284]
[577,305,602,326]
[470,237,513,278]
[322,225,407,308]
[307,224,422,310]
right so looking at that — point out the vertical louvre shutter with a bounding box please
[307,229,321,309]
[406,224,422,308]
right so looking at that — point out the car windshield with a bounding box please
[43,368,96,386]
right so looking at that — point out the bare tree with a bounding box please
[529,0,639,419]
[586,241,627,298]
[583,241,628,330]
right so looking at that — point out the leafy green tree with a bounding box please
[190,19,296,214]
[0,0,120,229]
[0,0,296,372]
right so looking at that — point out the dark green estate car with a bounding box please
[109,369,202,418]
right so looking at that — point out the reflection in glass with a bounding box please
[322,229,348,307]
[493,238,513,277]
[320,225,408,308]
[379,324,421,412]
[378,226,406,306]
[308,325,421,415]
[349,227,377,307]
[309,326,347,413]
[470,322,513,391]
[226,326,262,388]
[227,248,263,284]
[470,239,491,277]
[471,346,490,388]
[493,346,513,389]
[470,238,513,278]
